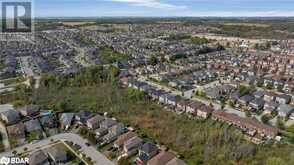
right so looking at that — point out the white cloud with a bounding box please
[107,0,187,10]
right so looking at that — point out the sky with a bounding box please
[34,0,294,17]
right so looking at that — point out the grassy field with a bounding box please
[223,22,271,28]
[99,47,130,64]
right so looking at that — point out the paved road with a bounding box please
[0,133,114,165]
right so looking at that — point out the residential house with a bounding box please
[29,150,49,165]
[186,101,204,114]
[0,109,20,125]
[264,92,277,102]
[103,123,124,143]
[100,118,117,129]
[238,95,254,106]
[75,111,93,124]
[253,90,264,99]
[114,131,137,148]
[40,114,58,129]
[205,87,221,100]
[165,93,178,107]
[95,127,108,137]
[24,119,42,133]
[212,111,278,138]
[136,143,159,165]
[86,114,104,130]
[6,122,26,145]
[264,101,279,114]
[277,104,294,118]
[276,94,292,104]
[45,145,68,164]
[176,99,189,112]
[197,105,214,119]
[59,113,74,130]
[148,151,176,165]
[123,136,143,156]
[249,98,265,110]
[18,105,40,117]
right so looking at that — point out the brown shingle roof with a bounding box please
[148,151,176,165]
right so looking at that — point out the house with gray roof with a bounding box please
[59,113,74,130]
[100,118,117,129]
[249,98,265,110]
[86,114,104,130]
[277,104,294,118]
[18,105,40,117]
[123,136,143,156]
[24,119,42,132]
[137,143,159,164]
[264,101,279,114]
[0,109,20,125]
[276,94,292,104]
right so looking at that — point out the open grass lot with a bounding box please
[99,47,130,64]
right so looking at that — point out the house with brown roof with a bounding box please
[212,111,278,139]
[197,105,214,119]
[123,136,143,156]
[86,114,104,130]
[114,131,137,148]
[147,151,176,165]
[6,122,26,145]
[186,101,204,114]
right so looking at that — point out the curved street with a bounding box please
[0,133,114,165]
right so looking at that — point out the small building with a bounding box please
[253,90,264,99]
[6,123,26,145]
[147,151,176,165]
[95,127,108,137]
[264,92,277,102]
[264,101,279,114]
[86,114,104,130]
[276,94,292,104]
[59,113,74,130]
[45,145,68,163]
[24,119,42,132]
[123,136,143,156]
[0,109,20,125]
[100,118,117,129]
[18,105,40,117]
[136,143,159,165]
[114,131,137,148]
[29,150,49,165]
[277,104,294,118]
[238,95,254,106]
[249,98,265,110]
[75,110,93,124]
[186,101,204,114]
[197,105,214,119]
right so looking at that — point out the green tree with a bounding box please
[149,55,158,66]
[261,115,270,124]
[276,117,285,130]
[266,157,286,165]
